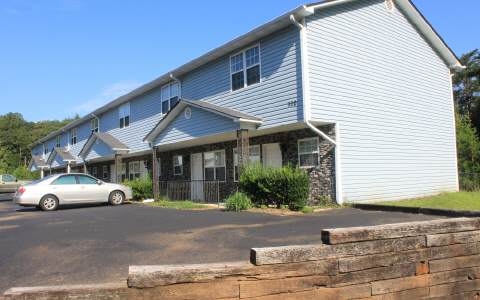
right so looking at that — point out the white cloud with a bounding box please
[72,80,142,115]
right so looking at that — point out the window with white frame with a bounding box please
[233,145,261,181]
[128,161,141,180]
[70,128,77,145]
[298,138,320,168]
[204,150,226,181]
[92,166,98,178]
[102,165,108,180]
[230,45,261,91]
[119,103,130,128]
[55,136,61,148]
[161,82,180,114]
[91,118,99,133]
[173,155,183,175]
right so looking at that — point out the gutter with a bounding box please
[290,12,344,204]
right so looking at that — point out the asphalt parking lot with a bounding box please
[0,198,443,293]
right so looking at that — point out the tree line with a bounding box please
[0,113,78,178]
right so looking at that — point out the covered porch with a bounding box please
[144,99,336,204]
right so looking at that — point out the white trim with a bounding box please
[70,128,77,145]
[119,102,131,129]
[229,44,262,92]
[334,123,343,204]
[161,81,181,115]
[90,117,100,133]
[449,72,460,191]
[297,137,320,169]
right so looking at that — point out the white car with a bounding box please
[14,173,133,211]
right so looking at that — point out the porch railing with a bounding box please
[158,181,234,204]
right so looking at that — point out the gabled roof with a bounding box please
[28,155,48,170]
[46,147,76,165]
[31,0,463,148]
[79,132,129,158]
[144,99,263,143]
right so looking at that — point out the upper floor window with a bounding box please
[298,138,319,168]
[70,128,77,145]
[55,136,61,148]
[91,118,99,133]
[161,82,180,114]
[119,103,130,128]
[43,143,48,155]
[230,45,261,91]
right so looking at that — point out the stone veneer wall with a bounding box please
[157,125,336,204]
[6,217,480,299]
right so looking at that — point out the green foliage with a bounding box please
[12,166,38,180]
[0,112,77,173]
[239,164,309,211]
[454,49,480,118]
[456,112,480,190]
[123,176,153,200]
[225,192,252,212]
[301,206,314,214]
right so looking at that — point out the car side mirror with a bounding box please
[97,180,103,185]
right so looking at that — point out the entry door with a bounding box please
[262,143,282,168]
[190,153,204,201]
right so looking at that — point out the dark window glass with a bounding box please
[215,167,226,181]
[205,168,215,181]
[234,166,239,181]
[231,72,244,91]
[52,175,77,185]
[162,101,169,114]
[170,96,179,108]
[124,116,130,127]
[119,118,124,129]
[78,175,98,185]
[246,65,260,86]
[174,166,182,175]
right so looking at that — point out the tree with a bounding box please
[456,112,480,190]
[453,49,480,123]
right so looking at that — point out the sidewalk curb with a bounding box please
[351,203,480,217]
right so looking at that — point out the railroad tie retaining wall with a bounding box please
[5,217,480,299]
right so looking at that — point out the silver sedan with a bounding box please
[14,173,133,211]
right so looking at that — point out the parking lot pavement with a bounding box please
[0,200,443,293]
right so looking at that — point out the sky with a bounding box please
[0,0,478,122]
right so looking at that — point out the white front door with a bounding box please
[262,143,282,168]
[190,153,204,201]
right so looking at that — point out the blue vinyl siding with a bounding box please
[100,86,163,153]
[306,0,457,202]
[154,106,239,146]
[85,139,115,161]
[181,25,303,129]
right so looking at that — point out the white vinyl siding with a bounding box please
[306,0,457,202]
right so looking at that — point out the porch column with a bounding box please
[40,168,44,179]
[152,147,160,200]
[83,163,87,174]
[114,154,122,183]
[67,163,71,174]
[237,129,250,177]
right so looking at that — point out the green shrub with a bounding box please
[225,192,252,212]
[301,206,314,214]
[123,176,153,200]
[12,166,38,180]
[239,165,309,211]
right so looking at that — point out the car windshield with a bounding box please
[25,175,56,185]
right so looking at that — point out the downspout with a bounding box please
[290,13,343,204]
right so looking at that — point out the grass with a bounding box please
[377,192,480,211]
[145,199,209,210]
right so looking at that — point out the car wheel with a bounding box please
[39,195,59,211]
[109,190,124,206]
